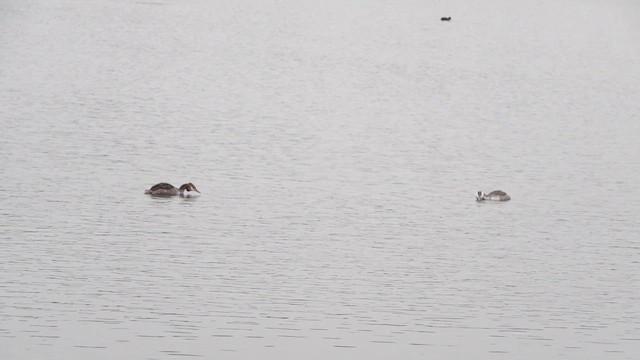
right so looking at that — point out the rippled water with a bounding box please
[1,0,639,359]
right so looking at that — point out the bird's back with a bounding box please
[145,182,179,195]
[149,182,175,191]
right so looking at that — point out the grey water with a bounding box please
[1,0,639,359]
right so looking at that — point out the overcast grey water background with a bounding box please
[1,0,639,359]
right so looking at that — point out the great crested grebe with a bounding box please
[145,182,200,196]
[476,190,511,201]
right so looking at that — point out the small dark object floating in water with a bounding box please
[441,17,451,21]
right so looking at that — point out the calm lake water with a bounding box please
[1,0,639,359]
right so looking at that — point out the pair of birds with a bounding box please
[145,182,510,202]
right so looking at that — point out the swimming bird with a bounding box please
[476,190,510,201]
[441,17,451,21]
[145,182,200,196]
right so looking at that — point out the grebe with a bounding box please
[145,182,200,196]
[476,190,510,201]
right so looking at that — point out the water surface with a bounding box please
[1,0,639,359]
